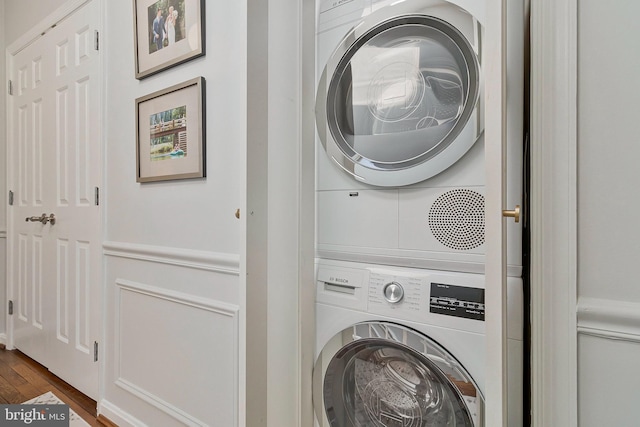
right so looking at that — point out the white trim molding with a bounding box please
[98,399,148,427]
[578,297,640,342]
[529,0,578,425]
[114,378,208,427]
[115,278,240,316]
[103,241,240,275]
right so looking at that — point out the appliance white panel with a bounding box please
[317,189,398,248]
[316,264,369,311]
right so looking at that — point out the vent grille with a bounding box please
[428,189,485,251]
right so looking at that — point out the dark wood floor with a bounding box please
[0,345,103,426]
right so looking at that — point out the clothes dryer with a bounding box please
[315,0,524,275]
[313,259,524,426]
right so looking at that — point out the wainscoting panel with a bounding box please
[115,280,239,426]
[578,334,640,427]
[103,252,241,427]
[578,297,640,426]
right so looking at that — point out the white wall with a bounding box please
[101,0,246,425]
[102,0,310,425]
[4,0,69,46]
[577,1,640,425]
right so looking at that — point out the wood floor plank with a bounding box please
[11,362,52,393]
[0,346,104,426]
[0,374,26,403]
[0,358,30,386]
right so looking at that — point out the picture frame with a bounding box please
[136,77,206,182]
[133,0,205,79]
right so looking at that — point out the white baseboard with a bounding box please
[98,399,147,427]
[0,333,7,346]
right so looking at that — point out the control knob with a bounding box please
[383,281,404,304]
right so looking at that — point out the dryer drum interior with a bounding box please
[319,322,482,426]
[324,14,481,176]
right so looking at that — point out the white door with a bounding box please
[7,0,102,400]
[484,0,512,425]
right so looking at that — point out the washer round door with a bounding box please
[313,322,483,426]
[316,1,482,187]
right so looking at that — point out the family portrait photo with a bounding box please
[147,0,186,54]
[133,0,204,79]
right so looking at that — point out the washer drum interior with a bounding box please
[313,322,484,426]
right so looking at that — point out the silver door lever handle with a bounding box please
[25,213,56,225]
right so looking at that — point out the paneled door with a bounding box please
[7,0,102,400]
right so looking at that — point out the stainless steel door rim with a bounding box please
[316,1,483,187]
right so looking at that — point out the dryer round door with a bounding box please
[316,1,482,187]
[313,322,483,426]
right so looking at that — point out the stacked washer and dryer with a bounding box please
[313,0,526,426]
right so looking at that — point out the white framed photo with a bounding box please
[136,77,206,182]
[133,0,205,79]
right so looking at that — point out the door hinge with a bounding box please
[8,190,14,206]
[94,187,99,206]
[94,341,98,362]
[94,30,99,51]
[8,80,13,96]
[8,301,13,316]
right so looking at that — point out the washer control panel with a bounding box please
[368,271,426,319]
[367,269,486,326]
[317,261,489,334]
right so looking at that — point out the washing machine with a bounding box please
[315,0,525,276]
[313,259,524,426]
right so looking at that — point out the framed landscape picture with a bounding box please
[136,77,206,182]
[133,0,205,79]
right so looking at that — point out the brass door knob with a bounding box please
[502,205,520,223]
